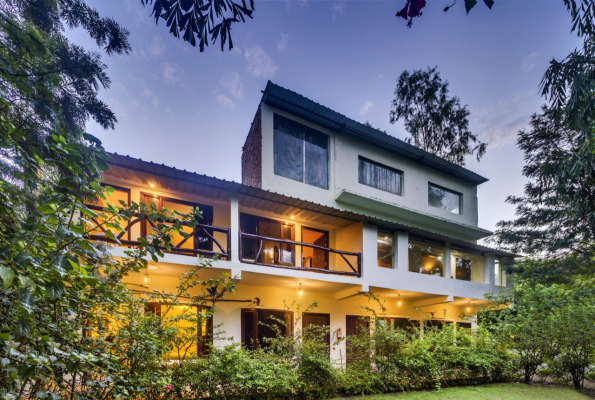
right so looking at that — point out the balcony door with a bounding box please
[301,227,329,270]
[240,214,294,266]
[140,193,213,253]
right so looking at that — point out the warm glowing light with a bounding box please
[466,301,471,312]
[291,216,295,219]
[397,294,402,306]
[149,183,155,187]
[298,283,303,297]
[144,271,149,286]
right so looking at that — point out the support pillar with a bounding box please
[230,190,239,263]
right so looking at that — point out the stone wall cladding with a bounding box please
[241,107,262,188]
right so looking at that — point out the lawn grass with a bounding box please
[335,383,592,399]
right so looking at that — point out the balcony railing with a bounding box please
[239,232,361,277]
[88,213,231,259]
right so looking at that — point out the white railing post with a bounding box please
[230,190,240,263]
[444,241,451,279]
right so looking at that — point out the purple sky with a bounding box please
[69,0,581,237]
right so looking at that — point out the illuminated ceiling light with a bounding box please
[149,182,155,187]
[144,270,150,287]
[298,283,303,297]
[148,265,158,270]
[291,216,295,219]
[467,302,471,312]
[397,293,402,307]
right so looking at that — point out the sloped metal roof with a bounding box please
[261,81,489,186]
[105,153,513,257]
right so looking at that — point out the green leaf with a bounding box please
[15,318,32,337]
[0,140,10,149]
[90,181,103,192]
[38,204,57,215]
[483,0,494,8]
[18,364,35,380]
[46,281,65,299]
[0,266,15,288]
[465,0,478,13]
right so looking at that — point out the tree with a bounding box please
[140,0,255,52]
[489,1,595,263]
[0,2,236,398]
[397,0,495,28]
[389,67,487,166]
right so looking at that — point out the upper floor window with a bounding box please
[273,114,328,189]
[358,157,403,195]
[428,183,461,214]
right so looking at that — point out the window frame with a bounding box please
[377,230,394,269]
[273,113,329,190]
[239,213,295,266]
[427,182,462,215]
[241,308,294,350]
[358,156,404,196]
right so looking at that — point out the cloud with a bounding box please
[142,87,160,108]
[219,72,244,99]
[113,81,129,95]
[148,36,165,57]
[521,51,537,72]
[217,94,235,109]
[331,1,345,20]
[245,46,278,79]
[359,100,374,116]
[161,62,183,85]
[472,89,536,148]
[106,98,128,118]
[285,0,308,10]
[278,33,289,51]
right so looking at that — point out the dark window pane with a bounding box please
[358,157,402,195]
[274,115,304,183]
[455,258,472,281]
[428,184,461,214]
[243,311,255,350]
[257,309,286,349]
[305,130,328,189]
[240,214,257,260]
[377,232,393,268]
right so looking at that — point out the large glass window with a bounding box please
[240,214,294,266]
[408,239,445,276]
[428,183,461,214]
[450,248,484,283]
[274,114,329,189]
[358,157,403,195]
[377,232,394,268]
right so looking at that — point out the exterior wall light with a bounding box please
[466,302,471,312]
[144,270,149,287]
[397,294,402,306]
[298,283,303,297]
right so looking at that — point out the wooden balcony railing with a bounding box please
[88,213,231,259]
[239,232,361,277]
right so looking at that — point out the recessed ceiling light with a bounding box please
[149,183,155,187]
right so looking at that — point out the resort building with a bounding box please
[94,81,513,362]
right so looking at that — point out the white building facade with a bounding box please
[98,82,512,362]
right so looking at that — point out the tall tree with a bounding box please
[489,1,595,266]
[389,67,487,166]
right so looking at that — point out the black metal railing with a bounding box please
[88,213,231,259]
[239,232,361,276]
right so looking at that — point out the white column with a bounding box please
[444,241,451,279]
[362,222,378,278]
[230,190,240,263]
[484,253,495,285]
[396,231,409,271]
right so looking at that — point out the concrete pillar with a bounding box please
[362,222,378,278]
[444,241,452,279]
[484,253,495,285]
[230,190,240,263]
[396,231,409,271]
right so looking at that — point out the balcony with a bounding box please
[239,231,362,277]
[88,212,232,260]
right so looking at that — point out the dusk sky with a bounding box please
[69,0,581,238]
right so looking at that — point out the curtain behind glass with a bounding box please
[358,158,402,195]
[305,130,328,189]
[274,115,303,183]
